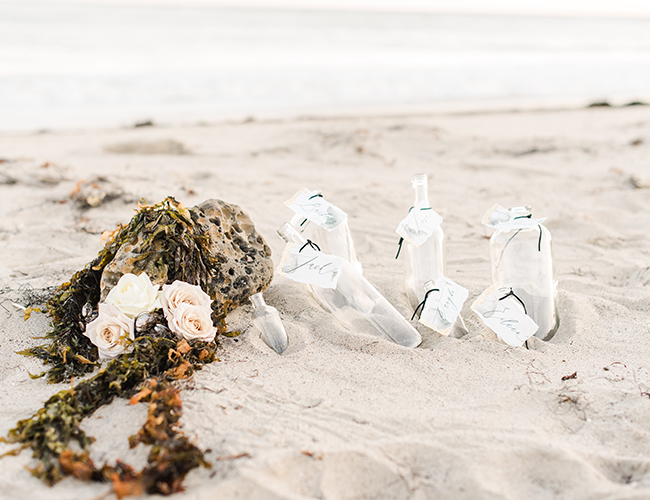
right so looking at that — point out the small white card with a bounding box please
[419,277,468,336]
[284,188,347,232]
[396,202,443,246]
[482,204,546,230]
[471,286,539,347]
[278,242,344,289]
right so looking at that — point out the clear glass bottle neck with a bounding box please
[508,206,532,218]
[422,280,436,292]
[411,174,429,206]
[250,292,266,309]
[277,222,307,246]
[413,185,430,206]
[289,213,305,227]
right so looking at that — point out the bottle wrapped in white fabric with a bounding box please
[485,205,558,341]
[278,222,421,348]
[287,188,363,274]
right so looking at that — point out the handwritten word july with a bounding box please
[282,256,340,281]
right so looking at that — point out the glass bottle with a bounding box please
[277,222,421,348]
[404,174,445,310]
[250,292,289,354]
[489,206,558,340]
[290,208,363,274]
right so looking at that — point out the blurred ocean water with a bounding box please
[1,2,650,130]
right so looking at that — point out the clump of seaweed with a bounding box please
[3,197,235,497]
[24,197,222,384]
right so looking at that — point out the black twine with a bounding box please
[395,237,404,259]
[498,286,532,350]
[411,288,440,321]
[299,239,321,252]
[498,287,527,315]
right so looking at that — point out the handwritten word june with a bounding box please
[480,303,528,342]
[471,287,538,347]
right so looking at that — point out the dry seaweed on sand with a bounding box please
[2,315,217,491]
[53,378,209,499]
[3,196,242,496]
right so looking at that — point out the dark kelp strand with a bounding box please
[3,320,218,489]
[2,197,234,496]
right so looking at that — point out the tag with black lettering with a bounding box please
[285,188,347,231]
[419,277,468,336]
[396,202,443,246]
[278,243,344,289]
[471,286,538,347]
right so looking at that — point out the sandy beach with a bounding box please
[1,103,650,499]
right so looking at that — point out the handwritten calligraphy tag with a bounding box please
[396,202,443,246]
[482,204,546,231]
[278,242,344,289]
[285,188,347,231]
[471,286,538,347]
[419,277,468,336]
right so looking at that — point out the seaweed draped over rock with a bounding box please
[29,196,273,383]
[4,196,273,496]
[101,198,273,311]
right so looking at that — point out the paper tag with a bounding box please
[482,204,546,230]
[471,286,539,347]
[284,188,347,231]
[396,202,443,246]
[278,242,344,289]
[419,277,468,335]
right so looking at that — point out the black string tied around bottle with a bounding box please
[411,288,440,321]
[498,287,527,315]
[395,237,404,259]
[299,239,321,253]
[498,287,530,349]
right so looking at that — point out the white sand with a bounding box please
[1,105,650,499]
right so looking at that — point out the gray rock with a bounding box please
[99,199,273,315]
[192,199,274,313]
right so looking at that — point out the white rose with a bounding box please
[84,303,134,359]
[160,280,212,322]
[106,273,161,318]
[167,303,216,342]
